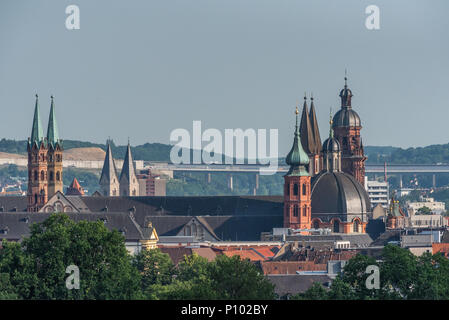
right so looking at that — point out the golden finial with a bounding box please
[295,106,299,115]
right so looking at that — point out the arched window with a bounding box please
[56,172,60,181]
[34,171,38,181]
[40,171,45,181]
[34,194,38,204]
[302,184,307,195]
[113,189,117,196]
[333,220,339,233]
[132,189,136,196]
[313,220,320,229]
[293,205,299,217]
[293,184,298,196]
[303,207,307,216]
[353,219,360,233]
[49,154,53,162]
[49,171,54,181]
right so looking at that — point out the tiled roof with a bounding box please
[433,243,449,257]
[0,212,144,242]
[221,249,266,261]
[159,247,193,265]
[259,261,327,275]
[192,247,217,262]
[268,274,331,297]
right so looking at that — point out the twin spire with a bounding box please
[29,94,61,148]
[299,93,322,156]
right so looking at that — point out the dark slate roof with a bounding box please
[308,99,322,154]
[0,196,28,212]
[370,230,401,246]
[299,98,315,155]
[267,274,331,297]
[0,212,144,242]
[81,195,283,222]
[144,215,283,241]
[311,171,370,215]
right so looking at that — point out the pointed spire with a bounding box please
[329,108,334,139]
[120,141,137,182]
[30,94,44,146]
[47,95,60,148]
[308,94,322,154]
[286,105,310,176]
[99,140,119,185]
[299,94,314,155]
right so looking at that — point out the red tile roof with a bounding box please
[433,243,449,257]
[260,261,327,275]
[221,249,266,261]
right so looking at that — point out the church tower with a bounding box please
[119,142,139,196]
[47,96,63,198]
[27,95,48,212]
[284,106,312,231]
[99,141,120,196]
[332,76,366,185]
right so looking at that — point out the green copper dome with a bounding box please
[285,107,310,176]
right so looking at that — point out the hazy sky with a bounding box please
[0,0,448,155]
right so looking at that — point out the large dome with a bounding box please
[332,108,361,128]
[311,171,370,215]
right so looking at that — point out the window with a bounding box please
[303,207,307,216]
[34,171,38,181]
[40,171,45,181]
[353,220,360,233]
[333,220,339,233]
[293,205,299,217]
[313,220,320,229]
[293,184,298,196]
[302,184,307,196]
[49,171,54,181]
[286,184,290,195]
[56,171,60,181]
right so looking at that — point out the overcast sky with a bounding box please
[0,0,448,155]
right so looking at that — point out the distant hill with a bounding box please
[64,147,106,161]
[1,138,449,165]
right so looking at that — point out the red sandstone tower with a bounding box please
[284,106,312,231]
[332,76,366,185]
[27,95,48,212]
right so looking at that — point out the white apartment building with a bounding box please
[364,177,389,208]
[406,197,446,216]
